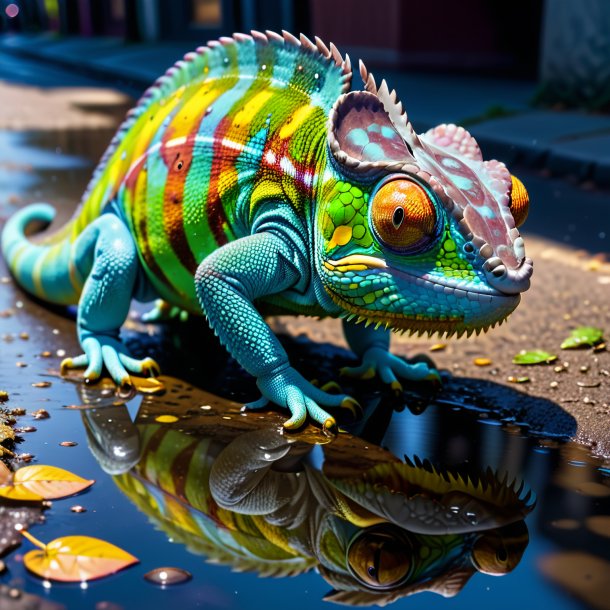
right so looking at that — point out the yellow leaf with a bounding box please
[0,465,94,502]
[23,532,138,582]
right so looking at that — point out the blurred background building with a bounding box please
[0,0,542,75]
[1,0,610,110]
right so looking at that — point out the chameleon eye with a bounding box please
[509,175,529,227]
[371,177,439,254]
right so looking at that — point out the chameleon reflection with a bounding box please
[80,395,533,606]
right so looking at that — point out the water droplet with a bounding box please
[144,567,192,586]
[466,511,478,524]
[71,505,86,513]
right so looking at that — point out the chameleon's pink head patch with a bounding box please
[414,134,520,269]
[329,83,527,274]
[329,91,412,171]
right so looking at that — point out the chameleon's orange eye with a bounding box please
[371,177,439,253]
[509,175,529,227]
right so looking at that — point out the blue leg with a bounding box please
[341,320,440,394]
[196,232,359,430]
[60,214,160,388]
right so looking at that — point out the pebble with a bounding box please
[31,381,51,388]
[144,567,192,586]
[59,441,77,447]
[31,409,50,420]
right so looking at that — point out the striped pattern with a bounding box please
[113,423,316,576]
[83,31,353,311]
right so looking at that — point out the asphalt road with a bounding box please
[0,51,609,461]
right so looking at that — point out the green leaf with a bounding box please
[560,326,604,350]
[513,350,558,365]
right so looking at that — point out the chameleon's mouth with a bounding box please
[323,255,520,338]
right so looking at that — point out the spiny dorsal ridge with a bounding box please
[315,35,330,57]
[281,30,300,46]
[299,32,317,52]
[232,32,252,43]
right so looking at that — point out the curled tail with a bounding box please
[1,203,84,305]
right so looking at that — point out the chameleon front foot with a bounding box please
[246,365,361,430]
[341,347,441,395]
[60,335,160,388]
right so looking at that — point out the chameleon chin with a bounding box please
[1,30,532,430]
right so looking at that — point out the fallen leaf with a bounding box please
[513,350,558,365]
[474,357,492,366]
[561,326,605,349]
[21,531,138,582]
[0,465,94,502]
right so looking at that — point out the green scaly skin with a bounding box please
[0,31,533,429]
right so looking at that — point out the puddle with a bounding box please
[0,119,609,610]
[0,371,608,610]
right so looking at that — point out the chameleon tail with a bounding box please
[1,203,83,305]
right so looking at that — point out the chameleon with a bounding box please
[1,30,532,430]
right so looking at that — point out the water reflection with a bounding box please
[77,387,533,606]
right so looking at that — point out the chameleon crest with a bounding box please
[1,31,532,429]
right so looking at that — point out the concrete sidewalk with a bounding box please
[2,32,610,186]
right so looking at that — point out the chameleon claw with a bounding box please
[60,358,73,375]
[390,380,403,396]
[283,418,304,431]
[84,374,100,385]
[340,396,363,419]
[142,357,161,377]
[323,417,337,433]
[340,366,375,380]
[320,381,342,393]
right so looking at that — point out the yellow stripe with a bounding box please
[232,90,274,126]
[279,104,314,139]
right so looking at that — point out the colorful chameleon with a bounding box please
[1,31,532,429]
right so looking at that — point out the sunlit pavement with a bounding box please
[0,49,608,464]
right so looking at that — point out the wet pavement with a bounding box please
[0,52,609,609]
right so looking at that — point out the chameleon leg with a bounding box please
[196,232,359,430]
[341,319,440,394]
[60,214,160,388]
[141,299,189,323]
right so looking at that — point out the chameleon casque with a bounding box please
[1,31,532,430]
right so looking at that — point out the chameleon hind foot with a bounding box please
[141,299,189,323]
[60,335,160,388]
[245,365,361,430]
[341,347,441,395]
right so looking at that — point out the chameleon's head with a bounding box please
[316,72,532,337]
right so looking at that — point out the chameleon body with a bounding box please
[1,31,533,429]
